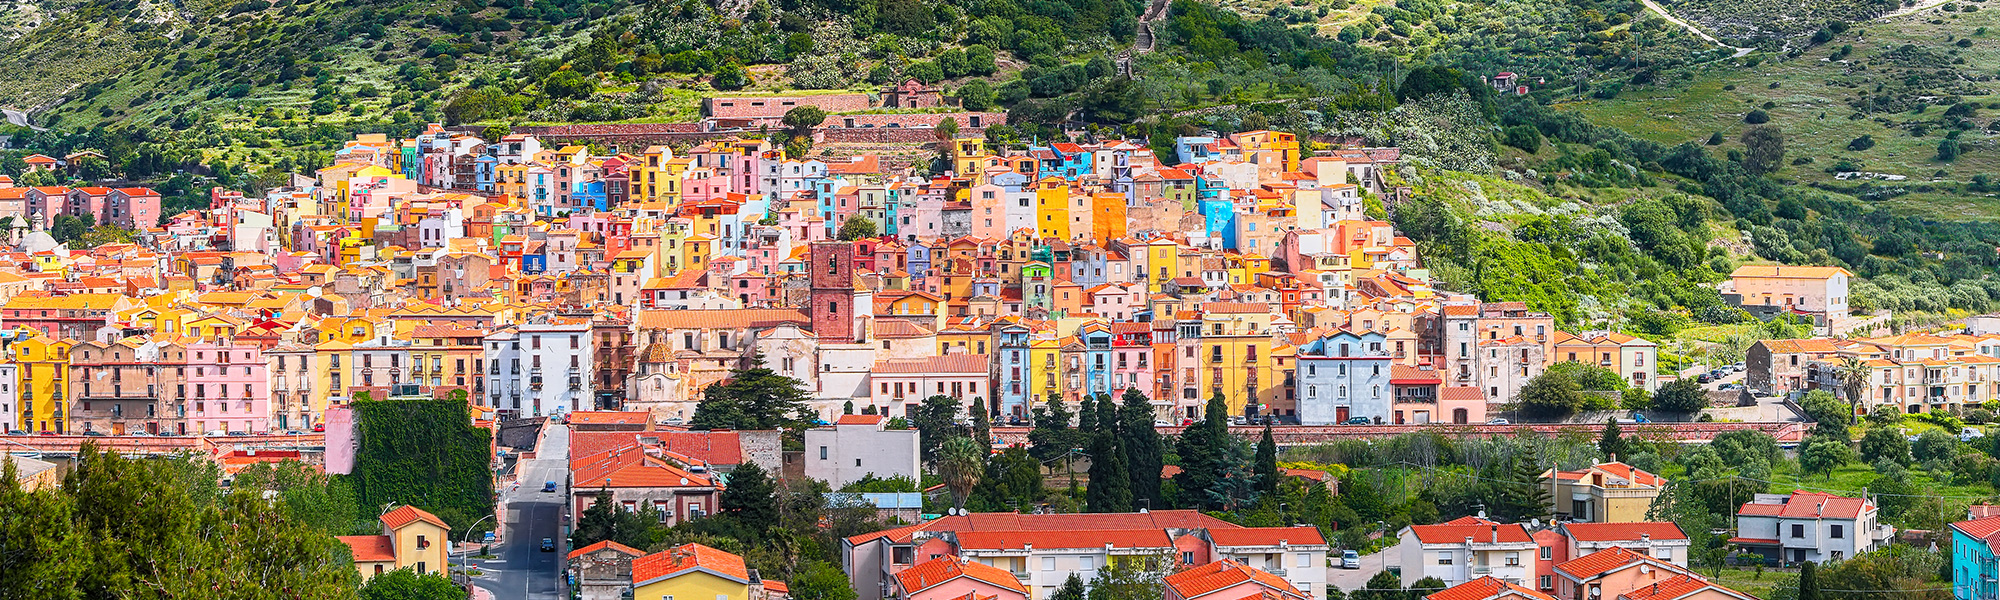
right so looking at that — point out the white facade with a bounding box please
[802,417,919,489]
[1398,522,1537,587]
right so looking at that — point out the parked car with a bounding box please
[1697,374,1713,384]
[539,538,555,552]
[80,430,106,437]
[5,429,24,435]
[1486,418,1511,425]
[1632,413,1650,424]
[542,481,558,493]
[312,424,324,432]
[1343,416,1373,425]
[1341,550,1361,569]
[1153,420,1172,427]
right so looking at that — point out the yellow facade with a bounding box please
[634,569,753,600]
[1029,339,1062,409]
[15,337,71,433]
[1035,187,1070,240]
[1199,309,1279,417]
[1146,239,1180,292]
[949,137,988,181]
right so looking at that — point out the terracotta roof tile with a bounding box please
[1164,559,1305,600]
[1425,577,1557,600]
[567,539,647,560]
[895,556,1028,595]
[1562,522,1686,543]
[1406,522,1533,545]
[381,505,450,530]
[339,535,397,562]
[632,543,750,585]
[1205,526,1327,547]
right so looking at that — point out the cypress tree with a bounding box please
[719,460,778,532]
[1027,396,1074,462]
[1175,393,1231,509]
[1599,417,1626,460]
[1094,393,1116,437]
[1798,561,1821,600]
[970,396,992,450]
[1085,429,1132,512]
[1118,388,1164,506]
[1254,423,1279,494]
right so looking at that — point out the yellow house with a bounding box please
[632,146,689,205]
[316,163,397,211]
[949,137,988,180]
[14,336,72,433]
[632,543,781,600]
[1034,185,1070,241]
[315,316,381,344]
[181,313,246,340]
[1145,238,1180,293]
[1029,338,1062,408]
[1198,302,1280,417]
[1228,130,1300,175]
[339,505,453,582]
[1541,461,1668,523]
[118,304,194,337]
[315,339,354,402]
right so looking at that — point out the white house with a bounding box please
[1399,517,1538,587]
[1731,491,1893,563]
[803,415,919,490]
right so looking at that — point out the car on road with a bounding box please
[1153,420,1172,427]
[542,481,558,492]
[1697,373,1713,384]
[539,538,555,552]
[1343,417,1372,425]
[312,424,324,432]
[1486,418,1511,425]
[80,430,106,437]
[1340,550,1361,569]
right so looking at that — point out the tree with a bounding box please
[1028,395,1079,463]
[1084,428,1132,513]
[935,116,960,142]
[690,355,814,431]
[1912,429,1960,463]
[1599,418,1628,459]
[970,396,992,451]
[782,106,827,135]
[1497,449,1553,523]
[1407,577,1449,600]
[1848,135,1876,151]
[1800,438,1855,479]
[359,568,463,600]
[1799,389,1852,439]
[1517,370,1583,419]
[1118,388,1165,506]
[542,70,595,99]
[1860,427,1912,465]
[711,60,751,90]
[959,80,997,111]
[571,489,660,549]
[1175,393,1232,509]
[1079,394,1100,433]
[790,561,858,600]
[1254,423,1279,494]
[837,216,878,240]
[1940,136,1963,161]
[1798,561,1821,600]
[1837,356,1871,418]
[1740,125,1786,174]
[936,436,985,511]
[912,394,964,463]
[1744,109,1770,124]
[1053,574,1088,600]
[720,460,779,529]
[1653,378,1708,414]
[1355,571,1403,600]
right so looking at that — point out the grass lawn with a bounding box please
[1561,5,2000,219]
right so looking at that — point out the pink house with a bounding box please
[185,338,272,434]
[891,556,1028,600]
[1438,386,1487,425]
[108,187,163,229]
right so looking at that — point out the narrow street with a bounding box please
[473,422,571,600]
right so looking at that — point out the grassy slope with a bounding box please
[1561,5,2000,220]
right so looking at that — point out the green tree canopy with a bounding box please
[691,355,814,431]
[359,568,463,600]
[837,216,878,240]
[1652,377,1708,414]
[1517,370,1583,419]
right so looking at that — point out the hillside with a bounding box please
[1562,2,2000,219]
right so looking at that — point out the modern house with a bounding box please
[1541,462,1667,523]
[1731,491,1893,563]
[1398,517,1538,587]
[804,414,920,490]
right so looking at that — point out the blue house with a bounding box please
[1200,198,1237,248]
[1174,136,1222,165]
[571,180,608,213]
[995,323,1034,420]
[1953,516,2000,600]
[1080,322,1114,399]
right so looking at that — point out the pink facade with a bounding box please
[185,340,272,434]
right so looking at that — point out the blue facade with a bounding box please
[906,244,933,283]
[1201,199,1237,248]
[1295,331,1393,425]
[1174,136,1221,165]
[522,252,547,274]
[572,180,608,213]
[997,325,1032,419]
[474,155,498,192]
[1954,519,2000,600]
[1081,325,1113,398]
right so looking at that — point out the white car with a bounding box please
[1340,550,1361,569]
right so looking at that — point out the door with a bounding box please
[111,422,125,435]
[1335,406,1349,422]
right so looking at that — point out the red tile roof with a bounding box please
[1206,526,1327,547]
[1953,516,2000,555]
[1562,522,1687,542]
[1425,576,1558,600]
[632,543,751,585]
[1617,575,1751,600]
[567,539,646,560]
[1736,491,1872,520]
[875,354,991,374]
[836,414,886,426]
[918,510,1236,534]
[1439,387,1485,401]
[846,522,925,545]
[1554,547,1689,581]
[1164,559,1305,600]
[569,411,651,425]
[955,529,1173,550]
[338,535,397,562]
[895,555,1029,595]
[570,446,716,490]
[1406,521,1533,545]
[1551,462,1664,488]
[381,505,450,531]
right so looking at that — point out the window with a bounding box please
[1080,556,1095,570]
[1540,576,1552,590]
[1437,553,1454,565]
[1296,553,1310,568]
[1043,557,1056,571]
[1791,524,1806,538]
[1540,547,1552,560]
[820,446,829,459]
[1506,552,1520,566]
[1182,551,1195,565]
[1831,524,1844,539]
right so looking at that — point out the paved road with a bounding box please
[1329,541,1398,591]
[473,423,570,600]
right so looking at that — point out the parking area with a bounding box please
[1328,540,1399,591]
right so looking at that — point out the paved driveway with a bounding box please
[1328,540,1399,591]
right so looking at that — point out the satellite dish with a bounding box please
[1529,518,1542,529]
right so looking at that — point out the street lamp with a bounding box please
[460,513,497,584]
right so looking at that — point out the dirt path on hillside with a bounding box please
[1639,0,1756,57]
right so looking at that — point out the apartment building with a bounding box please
[1399,517,1538,587]
[1732,491,1893,563]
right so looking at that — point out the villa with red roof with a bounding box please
[890,556,1029,600]
[336,505,452,581]
[631,543,787,600]
[1731,490,1892,563]
[843,511,1326,600]
[1951,514,2000,600]
[1398,517,1537,587]
[1425,576,1559,600]
[1539,462,1666,524]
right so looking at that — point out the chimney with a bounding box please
[1640,533,1650,543]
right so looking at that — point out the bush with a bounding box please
[1745,109,1771,124]
[1848,135,1876,151]
[1653,378,1707,413]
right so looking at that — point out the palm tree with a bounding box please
[1838,355,1870,417]
[935,435,985,511]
